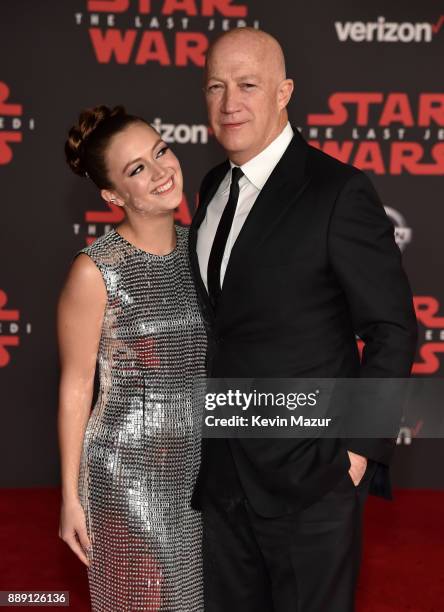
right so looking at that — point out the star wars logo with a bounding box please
[75,0,259,66]
[74,191,194,244]
[300,92,444,175]
[0,81,35,165]
[413,296,444,375]
[358,296,444,374]
[0,289,32,367]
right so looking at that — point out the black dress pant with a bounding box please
[202,448,376,612]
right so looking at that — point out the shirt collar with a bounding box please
[229,122,294,191]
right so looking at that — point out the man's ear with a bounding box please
[101,189,124,208]
[278,79,294,110]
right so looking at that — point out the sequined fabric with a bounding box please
[77,225,206,611]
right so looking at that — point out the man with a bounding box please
[189,28,417,611]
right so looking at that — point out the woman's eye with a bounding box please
[129,165,143,177]
[156,146,169,159]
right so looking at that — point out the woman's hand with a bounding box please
[59,499,91,567]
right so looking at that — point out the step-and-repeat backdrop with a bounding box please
[1,1,443,487]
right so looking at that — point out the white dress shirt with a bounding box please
[197,122,294,291]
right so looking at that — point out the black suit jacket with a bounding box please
[189,129,417,517]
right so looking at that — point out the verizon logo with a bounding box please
[151,118,209,144]
[335,15,444,43]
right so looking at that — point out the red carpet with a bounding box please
[0,489,442,611]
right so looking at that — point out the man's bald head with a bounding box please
[204,28,294,165]
[205,28,287,83]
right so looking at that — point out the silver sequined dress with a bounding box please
[77,225,206,612]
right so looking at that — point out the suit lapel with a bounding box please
[218,131,311,311]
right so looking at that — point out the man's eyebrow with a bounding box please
[236,75,260,81]
[121,139,163,174]
[206,75,260,85]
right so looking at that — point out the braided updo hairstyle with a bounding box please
[65,105,149,189]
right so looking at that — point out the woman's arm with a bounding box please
[57,253,106,566]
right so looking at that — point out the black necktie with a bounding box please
[207,166,243,308]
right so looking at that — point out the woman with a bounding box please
[58,105,206,611]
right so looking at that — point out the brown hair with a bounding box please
[64,105,148,189]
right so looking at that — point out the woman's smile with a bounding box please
[151,175,175,196]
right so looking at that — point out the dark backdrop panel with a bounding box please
[1,0,443,486]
